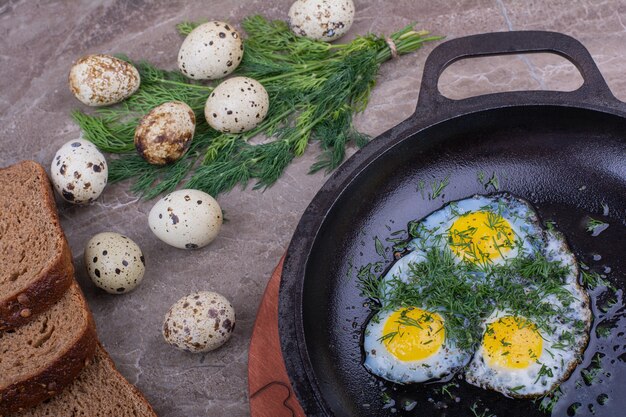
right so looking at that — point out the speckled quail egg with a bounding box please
[134,101,196,165]
[69,54,140,106]
[288,0,355,41]
[84,232,146,294]
[204,77,269,133]
[148,189,222,249]
[51,139,108,204]
[163,291,236,353]
[178,21,244,80]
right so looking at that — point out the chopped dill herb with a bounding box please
[601,202,609,215]
[357,263,384,303]
[580,262,616,292]
[596,323,612,338]
[509,385,525,394]
[374,236,386,258]
[477,171,486,185]
[598,295,618,314]
[417,180,426,199]
[396,310,424,329]
[430,176,450,200]
[380,391,392,404]
[552,331,575,350]
[358,237,580,351]
[586,217,609,236]
[477,171,499,191]
[378,331,398,344]
[581,353,604,385]
[486,173,500,191]
[536,387,563,413]
[407,220,422,239]
[534,362,554,384]
[470,402,494,417]
[438,382,458,398]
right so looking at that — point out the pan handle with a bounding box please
[413,31,622,119]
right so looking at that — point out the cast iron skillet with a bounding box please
[279,31,626,417]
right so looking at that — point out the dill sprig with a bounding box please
[430,175,450,199]
[73,15,442,198]
[535,387,563,413]
[586,217,609,236]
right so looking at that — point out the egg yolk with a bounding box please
[448,210,515,264]
[483,316,543,369]
[382,307,445,361]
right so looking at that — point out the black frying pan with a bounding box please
[279,31,626,417]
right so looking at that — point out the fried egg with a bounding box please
[363,306,471,384]
[408,195,543,267]
[465,304,590,397]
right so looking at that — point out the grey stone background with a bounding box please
[1,0,625,415]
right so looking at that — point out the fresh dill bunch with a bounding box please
[73,15,443,198]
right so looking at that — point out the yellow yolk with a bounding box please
[448,210,515,263]
[382,307,445,361]
[483,316,543,369]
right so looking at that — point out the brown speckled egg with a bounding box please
[148,189,222,249]
[84,232,146,294]
[288,0,355,41]
[50,139,108,204]
[178,21,243,80]
[69,54,140,106]
[204,77,269,133]
[163,291,235,353]
[134,101,196,165]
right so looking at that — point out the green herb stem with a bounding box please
[76,16,442,198]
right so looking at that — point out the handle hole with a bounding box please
[438,52,584,100]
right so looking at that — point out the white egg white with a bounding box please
[408,194,544,267]
[363,309,471,384]
[465,273,591,398]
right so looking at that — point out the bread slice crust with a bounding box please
[0,161,73,330]
[9,343,157,417]
[0,282,97,414]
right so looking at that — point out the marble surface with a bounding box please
[1,0,625,416]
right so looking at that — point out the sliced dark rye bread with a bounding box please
[11,343,157,417]
[0,281,96,415]
[0,161,73,330]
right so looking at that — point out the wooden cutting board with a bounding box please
[248,257,306,417]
